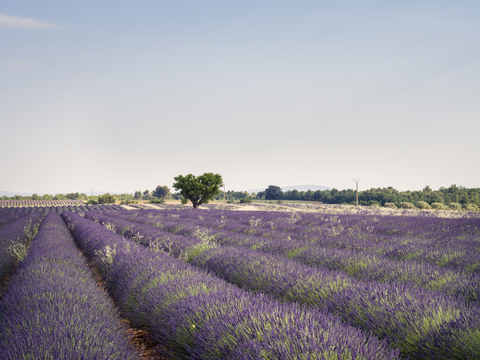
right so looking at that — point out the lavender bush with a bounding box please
[0,212,42,285]
[0,212,138,359]
[0,212,28,229]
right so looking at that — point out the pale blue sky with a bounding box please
[1,1,479,194]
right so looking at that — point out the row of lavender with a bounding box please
[0,212,138,358]
[0,212,42,287]
[62,211,401,359]
[0,199,85,207]
[0,211,28,230]
[0,204,123,215]
[89,209,480,359]
[102,209,480,301]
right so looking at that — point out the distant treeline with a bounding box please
[3,184,479,210]
[259,184,480,209]
[1,186,172,204]
[0,192,134,205]
[212,184,480,210]
[1,192,89,201]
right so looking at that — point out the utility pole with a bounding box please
[353,179,360,206]
[224,184,226,203]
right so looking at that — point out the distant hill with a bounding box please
[246,185,332,193]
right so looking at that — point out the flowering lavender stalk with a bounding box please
[0,212,138,359]
[62,211,401,360]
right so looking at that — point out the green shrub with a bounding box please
[240,198,252,204]
[464,204,479,212]
[400,202,416,209]
[431,203,446,210]
[383,202,396,208]
[359,200,380,207]
[120,200,138,205]
[415,201,431,210]
[98,193,116,204]
[150,198,165,204]
[449,202,462,211]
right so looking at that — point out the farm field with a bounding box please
[0,199,86,207]
[0,205,479,359]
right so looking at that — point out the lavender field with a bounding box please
[0,199,86,207]
[1,205,479,359]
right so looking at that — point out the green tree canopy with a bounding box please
[152,185,170,199]
[65,192,87,200]
[173,173,223,209]
[98,193,116,204]
[265,185,283,200]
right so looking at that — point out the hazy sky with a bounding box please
[1,1,479,194]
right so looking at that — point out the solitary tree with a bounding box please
[134,191,142,199]
[173,173,223,209]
